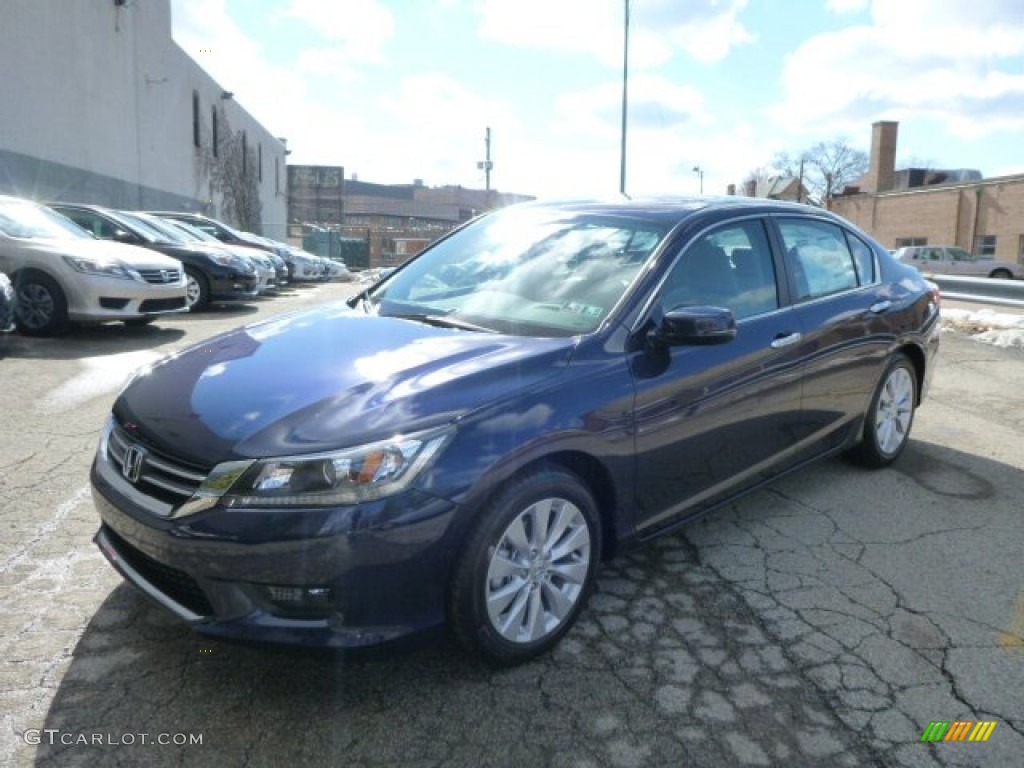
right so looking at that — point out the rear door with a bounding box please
[772,216,894,453]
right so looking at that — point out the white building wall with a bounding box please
[0,0,286,239]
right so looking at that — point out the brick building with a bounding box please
[287,166,534,267]
[830,122,1024,263]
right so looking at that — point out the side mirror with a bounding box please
[112,229,138,244]
[652,305,736,347]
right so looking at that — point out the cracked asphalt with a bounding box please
[1,283,1022,767]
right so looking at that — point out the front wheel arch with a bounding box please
[448,465,603,666]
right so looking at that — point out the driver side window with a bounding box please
[661,220,779,321]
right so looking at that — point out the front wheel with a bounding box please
[184,268,210,311]
[989,269,1013,279]
[15,271,69,336]
[449,467,601,666]
[846,354,917,468]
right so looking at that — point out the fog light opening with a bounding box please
[257,584,335,617]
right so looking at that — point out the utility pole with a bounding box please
[619,0,630,196]
[477,126,494,208]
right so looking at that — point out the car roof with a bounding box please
[507,195,837,226]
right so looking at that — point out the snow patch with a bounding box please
[942,308,1024,349]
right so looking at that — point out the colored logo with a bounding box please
[920,721,997,742]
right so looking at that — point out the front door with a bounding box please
[630,218,806,536]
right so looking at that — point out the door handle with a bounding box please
[770,332,802,349]
[869,300,892,313]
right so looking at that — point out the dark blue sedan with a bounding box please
[90,197,940,664]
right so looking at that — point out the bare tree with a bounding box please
[199,108,263,233]
[773,139,868,206]
[739,166,773,197]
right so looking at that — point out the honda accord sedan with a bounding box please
[0,195,188,335]
[91,197,940,664]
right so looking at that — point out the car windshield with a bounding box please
[121,212,192,244]
[163,218,220,243]
[364,208,665,337]
[0,200,92,240]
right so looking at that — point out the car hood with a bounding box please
[114,303,577,466]
[0,236,184,270]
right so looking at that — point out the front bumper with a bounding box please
[208,272,261,302]
[65,273,188,323]
[90,440,458,649]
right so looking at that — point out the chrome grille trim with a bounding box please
[107,423,208,503]
[137,268,182,284]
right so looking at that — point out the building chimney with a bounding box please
[864,121,898,194]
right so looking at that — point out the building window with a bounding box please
[192,91,200,148]
[275,158,280,195]
[211,106,219,158]
[894,237,927,248]
[973,235,997,257]
[258,143,263,182]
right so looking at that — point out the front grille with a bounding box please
[99,297,130,309]
[108,423,208,505]
[138,268,182,285]
[139,296,187,313]
[105,527,214,616]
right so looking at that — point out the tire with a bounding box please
[449,467,601,666]
[14,271,69,337]
[989,269,1012,279]
[184,267,209,311]
[846,354,917,468]
[123,317,156,327]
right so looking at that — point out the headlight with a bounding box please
[198,427,452,510]
[62,255,139,281]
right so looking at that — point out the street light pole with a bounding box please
[619,0,630,197]
[692,165,704,195]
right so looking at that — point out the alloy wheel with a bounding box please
[484,496,592,644]
[185,275,201,308]
[874,366,914,456]
[17,282,55,330]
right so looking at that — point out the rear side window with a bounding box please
[845,233,876,284]
[778,219,859,302]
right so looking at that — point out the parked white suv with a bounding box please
[894,245,1020,279]
[0,196,188,335]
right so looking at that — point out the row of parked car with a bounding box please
[0,195,352,336]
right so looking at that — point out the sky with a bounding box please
[169,0,1024,200]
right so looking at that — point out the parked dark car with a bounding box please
[155,216,289,287]
[0,271,16,333]
[51,204,259,311]
[90,198,940,665]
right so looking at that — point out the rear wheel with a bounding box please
[449,467,601,666]
[847,354,917,468]
[989,269,1012,279]
[15,271,69,336]
[184,268,209,311]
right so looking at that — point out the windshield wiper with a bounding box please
[389,313,496,334]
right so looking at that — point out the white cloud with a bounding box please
[769,0,1024,138]
[826,0,869,13]
[475,0,754,68]
[555,76,710,141]
[280,0,394,62]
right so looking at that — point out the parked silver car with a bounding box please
[894,245,1021,279]
[0,196,188,335]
